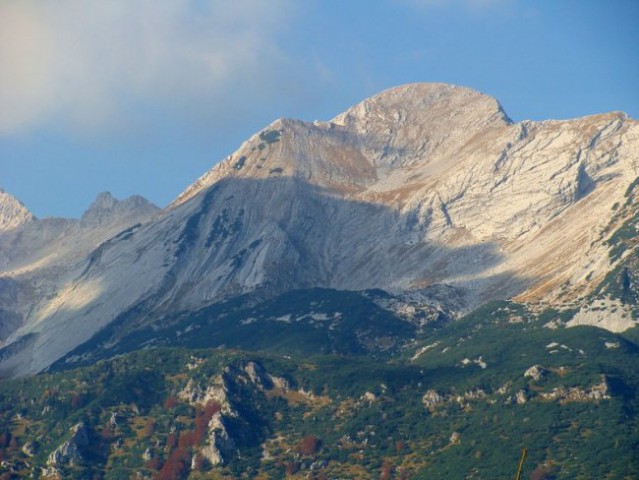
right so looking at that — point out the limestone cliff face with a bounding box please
[168,83,639,309]
[2,83,638,377]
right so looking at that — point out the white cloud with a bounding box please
[0,0,295,135]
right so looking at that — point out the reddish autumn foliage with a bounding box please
[156,447,191,480]
[178,430,196,449]
[193,401,221,445]
[163,401,221,452]
[297,435,321,455]
[164,396,179,409]
[166,432,177,450]
[380,462,393,480]
[145,457,163,471]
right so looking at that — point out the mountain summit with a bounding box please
[80,191,159,227]
[173,83,510,206]
[0,189,33,232]
[333,82,511,138]
[1,83,638,377]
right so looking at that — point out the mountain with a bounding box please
[80,191,159,228]
[1,83,638,380]
[0,192,159,354]
[0,189,33,232]
[2,83,639,479]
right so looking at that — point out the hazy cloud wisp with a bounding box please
[0,0,295,136]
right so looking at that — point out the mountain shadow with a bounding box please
[4,174,540,376]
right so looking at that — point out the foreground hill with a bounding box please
[0,299,638,479]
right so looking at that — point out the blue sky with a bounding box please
[1,0,638,218]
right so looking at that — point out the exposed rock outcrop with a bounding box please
[524,365,546,381]
[200,412,236,466]
[539,376,610,403]
[21,440,37,457]
[46,422,90,467]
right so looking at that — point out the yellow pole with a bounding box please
[515,449,527,480]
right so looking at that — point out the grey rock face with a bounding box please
[0,189,33,232]
[46,422,90,467]
[524,365,546,381]
[200,412,236,466]
[21,440,38,457]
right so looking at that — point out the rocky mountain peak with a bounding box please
[0,189,33,232]
[88,191,118,210]
[333,82,511,128]
[172,83,514,207]
[80,192,159,227]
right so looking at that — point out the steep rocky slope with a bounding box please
[0,193,158,351]
[1,83,638,378]
[172,83,638,307]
